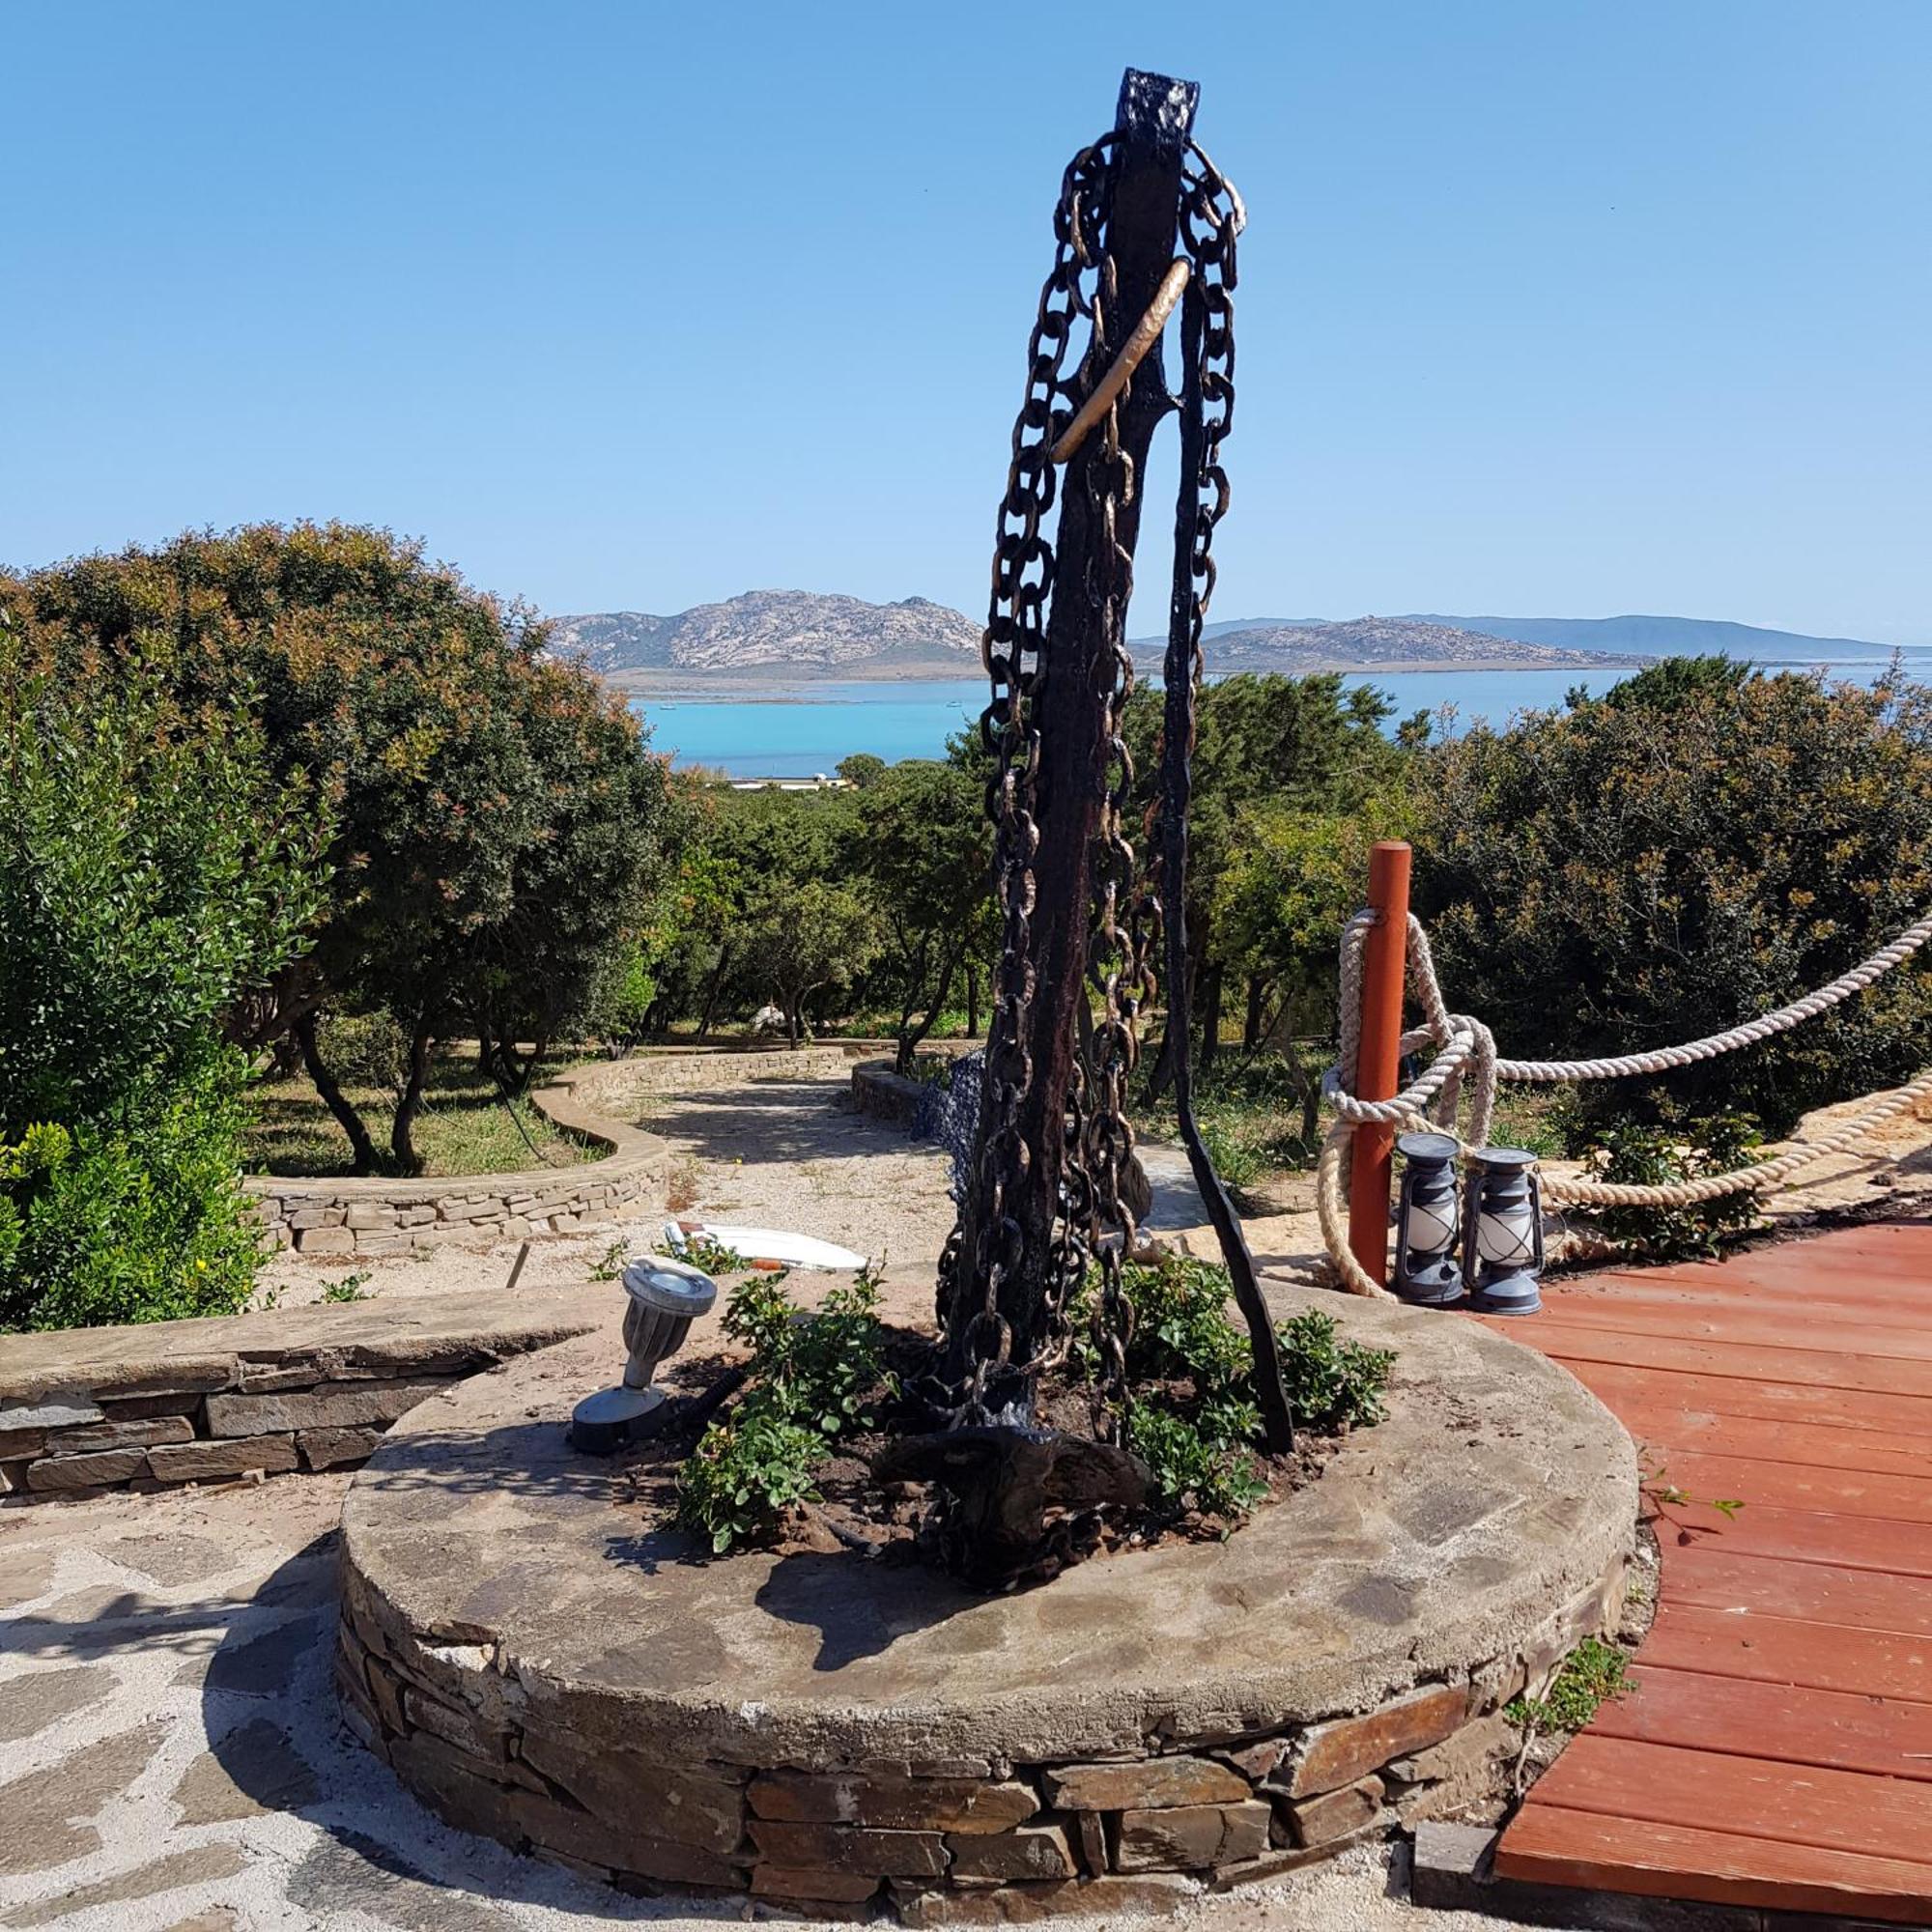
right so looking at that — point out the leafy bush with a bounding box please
[7,524,677,1173]
[0,639,324,1331]
[0,1063,265,1330]
[1417,661,1932,1137]
[1125,1398,1268,1518]
[313,1012,410,1093]
[1577,1113,1765,1261]
[675,1268,894,1552]
[1506,1635,1633,1736]
[676,1400,830,1554]
[1276,1308,1397,1432]
[1094,1256,1396,1522]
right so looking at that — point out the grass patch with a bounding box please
[242,1050,594,1179]
[1507,1635,1634,1734]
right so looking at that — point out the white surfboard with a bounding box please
[664,1220,868,1272]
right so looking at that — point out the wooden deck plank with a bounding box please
[1663,1542,1932,1636]
[1555,1356,1932,1437]
[1586,1662,1932,1779]
[1646,1495,1932,1576]
[1523,1734,1932,1866]
[1552,1275,1932,1337]
[1603,1401,1932,1479]
[1491,1318,1932,1400]
[1524,1294,1932,1362]
[1489,1226,1932,1918]
[1647,1447,1932,1522]
[1497,1804,1932,1923]
[1637,1601,1932,1700]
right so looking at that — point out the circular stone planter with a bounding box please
[337,1284,1635,1919]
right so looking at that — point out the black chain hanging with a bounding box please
[935,72,1293,1484]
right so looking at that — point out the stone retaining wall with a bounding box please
[849,1059,932,1132]
[0,1286,608,1506]
[246,1070,673,1259]
[336,1549,1626,1920]
[337,1290,1639,1920]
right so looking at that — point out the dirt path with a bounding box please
[256,1065,961,1310]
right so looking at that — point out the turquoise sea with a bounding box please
[634,649,1932,779]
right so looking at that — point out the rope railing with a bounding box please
[1318,905,1932,1297]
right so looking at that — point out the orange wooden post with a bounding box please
[1348,840,1412,1288]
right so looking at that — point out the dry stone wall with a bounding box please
[0,1286,609,1506]
[335,1551,1627,1919]
[246,1070,672,1258]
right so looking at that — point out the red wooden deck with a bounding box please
[1478,1222,1932,1925]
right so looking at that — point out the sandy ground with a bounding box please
[0,1474,1531,1932]
[256,1054,1932,1321]
[256,1069,963,1313]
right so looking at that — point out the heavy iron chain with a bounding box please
[1083,143,1244,1431]
[1077,211,1148,1435]
[949,136,1115,1426]
[945,133,1243,1433]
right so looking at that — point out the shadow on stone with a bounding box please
[753,1548,979,1672]
[195,1532,657,1928]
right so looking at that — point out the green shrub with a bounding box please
[1276,1308,1396,1432]
[0,638,324,1331]
[0,1056,262,1330]
[1125,1398,1268,1518]
[1506,1635,1633,1735]
[676,1396,828,1554]
[676,1268,894,1552]
[313,1013,410,1093]
[1091,1255,1396,1524]
[1417,662,1932,1138]
[1576,1113,1765,1261]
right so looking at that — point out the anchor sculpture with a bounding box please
[895,69,1295,1588]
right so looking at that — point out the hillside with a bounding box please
[555,592,1639,690]
[1129,614,1637,673]
[1408,613,1891,660]
[551,591,980,685]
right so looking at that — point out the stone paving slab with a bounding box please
[0,1286,615,1409]
[0,1434,1560,1932]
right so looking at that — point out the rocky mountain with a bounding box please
[555,592,1649,688]
[550,591,981,683]
[1407,613,1893,660]
[1141,614,1639,673]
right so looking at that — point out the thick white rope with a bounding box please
[1319,903,1932,1291]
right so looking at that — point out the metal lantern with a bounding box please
[1463,1147,1545,1316]
[569,1255,718,1454]
[1393,1130,1464,1305]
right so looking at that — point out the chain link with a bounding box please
[942,130,1246,1435]
[949,136,1113,1425]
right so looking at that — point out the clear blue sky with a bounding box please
[6,1,1928,643]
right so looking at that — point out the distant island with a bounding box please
[551,591,1894,696]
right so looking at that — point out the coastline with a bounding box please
[603,652,1646,701]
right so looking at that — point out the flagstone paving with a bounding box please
[0,1463,1560,1932]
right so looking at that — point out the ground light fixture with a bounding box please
[570,1255,718,1454]
[1463,1147,1545,1315]
[1393,1130,1464,1304]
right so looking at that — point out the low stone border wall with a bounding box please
[339,1553,1625,1920]
[246,1070,673,1259]
[339,1288,1639,1919]
[0,1285,608,1506]
[850,1059,932,1132]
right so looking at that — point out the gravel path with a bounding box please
[255,1068,962,1311]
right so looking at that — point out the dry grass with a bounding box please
[242,1052,593,1179]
